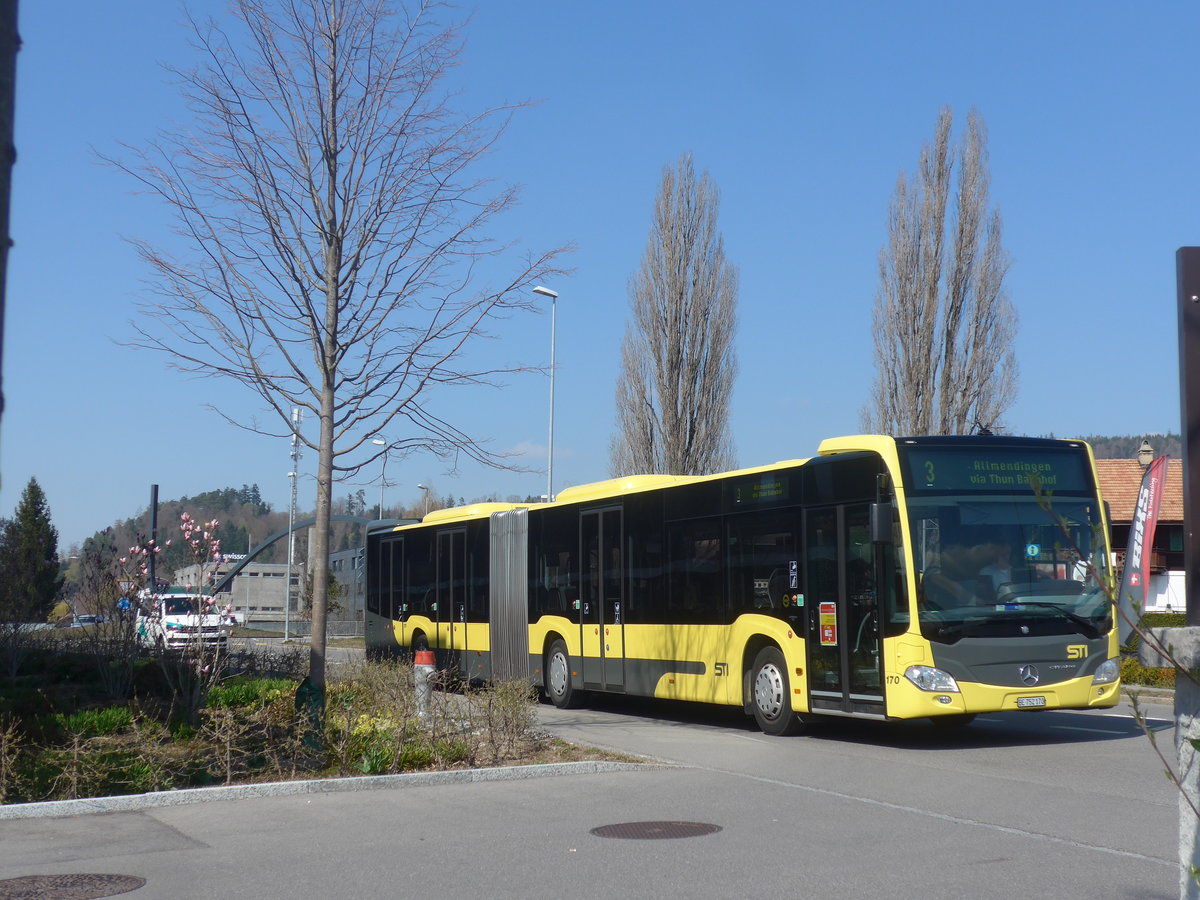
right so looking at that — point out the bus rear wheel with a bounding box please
[545,639,584,709]
[750,646,804,736]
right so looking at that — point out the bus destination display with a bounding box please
[903,448,1090,493]
[732,474,789,505]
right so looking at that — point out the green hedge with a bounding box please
[1122,612,1187,688]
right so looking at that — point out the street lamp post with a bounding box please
[417,483,432,516]
[372,438,388,519]
[533,285,559,502]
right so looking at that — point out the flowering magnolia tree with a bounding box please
[144,513,232,725]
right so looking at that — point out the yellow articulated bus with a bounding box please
[364,435,1120,735]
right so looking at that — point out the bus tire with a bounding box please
[750,646,804,736]
[545,639,584,709]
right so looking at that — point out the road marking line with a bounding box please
[705,766,1173,867]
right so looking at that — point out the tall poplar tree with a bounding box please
[863,107,1018,435]
[610,153,738,476]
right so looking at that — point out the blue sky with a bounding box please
[3,1,1195,549]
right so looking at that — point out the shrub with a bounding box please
[0,653,547,803]
[53,706,134,738]
[1121,611,1186,687]
[207,677,295,710]
[0,715,25,804]
[463,679,539,766]
[1121,656,1176,689]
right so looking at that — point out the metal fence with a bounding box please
[241,620,364,638]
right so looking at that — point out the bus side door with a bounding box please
[436,529,466,666]
[580,507,625,692]
[805,503,883,716]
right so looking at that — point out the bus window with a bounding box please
[624,492,666,624]
[727,513,798,618]
[436,530,465,623]
[532,506,578,623]
[407,532,434,618]
[668,519,724,624]
[366,535,381,616]
[467,524,489,622]
[387,539,403,620]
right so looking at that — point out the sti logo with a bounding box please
[1066,645,1088,659]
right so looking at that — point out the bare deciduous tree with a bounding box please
[610,154,737,476]
[863,107,1017,436]
[110,0,566,699]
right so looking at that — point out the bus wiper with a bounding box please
[925,619,982,643]
[1011,601,1102,638]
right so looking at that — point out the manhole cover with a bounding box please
[590,821,722,840]
[0,874,146,899]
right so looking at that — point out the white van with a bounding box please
[136,593,230,651]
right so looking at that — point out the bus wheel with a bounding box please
[545,639,583,709]
[750,647,804,736]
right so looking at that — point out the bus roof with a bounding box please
[381,436,1093,527]
[417,502,527,525]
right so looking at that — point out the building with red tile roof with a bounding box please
[1094,453,1183,612]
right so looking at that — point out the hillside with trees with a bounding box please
[1076,433,1181,459]
[74,484,455,587]
[80,484,289,582]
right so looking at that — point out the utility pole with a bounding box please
[147,484,158,592]
[0,0,18,434]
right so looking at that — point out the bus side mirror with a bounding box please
[870,502,893,544]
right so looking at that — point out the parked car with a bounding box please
[136,593,229,651]
[57,614,106,628]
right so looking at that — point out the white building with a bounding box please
[174,559,297,625]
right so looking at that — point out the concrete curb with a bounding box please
[0,760,661,821]
[1121,685,1175,702]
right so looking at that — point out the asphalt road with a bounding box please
[0,691,1182,899]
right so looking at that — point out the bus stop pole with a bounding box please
[1159,247,1200,896]
[1181,248,1200,630]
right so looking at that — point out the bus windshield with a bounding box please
[908,494,1111,642]
[161,596,209,616]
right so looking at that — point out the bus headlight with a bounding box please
[905,665,960,693]
[1092,658,1119,685]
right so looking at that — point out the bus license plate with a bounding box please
[1016,696,1046,709]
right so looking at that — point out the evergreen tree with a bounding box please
[0,477,63,622]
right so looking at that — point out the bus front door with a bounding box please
[580,507,625,692]
[805,504,884,717]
